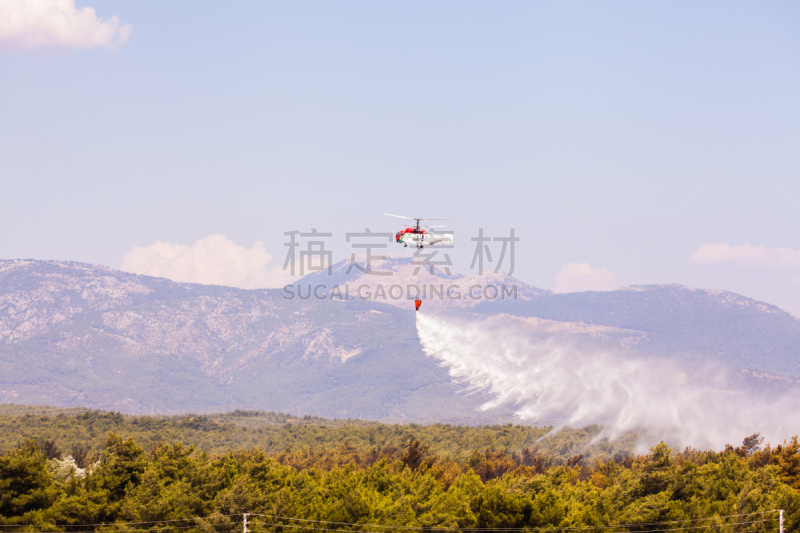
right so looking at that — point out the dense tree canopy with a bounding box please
[1,432,799,532]
[1,406,799,532]
[0,406,635,463]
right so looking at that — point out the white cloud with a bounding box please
[121,234,294,289]
[688,243,800,268]
[553,262,617,293]
[0,0,131,51]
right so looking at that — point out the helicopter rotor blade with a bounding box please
[382,221,446,227]
[383,214,452,221]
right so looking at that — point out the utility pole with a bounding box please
[780,509,784,533]
[243,513,249,533]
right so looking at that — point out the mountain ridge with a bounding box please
[1,258,798,418]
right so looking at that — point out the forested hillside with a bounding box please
[0,405,634,464]
[1,408,800,532]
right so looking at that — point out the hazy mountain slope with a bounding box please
[479,284,800,376]
[300,255,800,377]
[2,258,799,419]
[298,254,548,309]
[0,260,504,421]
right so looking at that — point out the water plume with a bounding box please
[416,312,800,451]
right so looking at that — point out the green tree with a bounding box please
[0,439,56,520]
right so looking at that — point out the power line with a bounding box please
[244,522,776,533]
[248,523,388,533]
[0,515,242,528]
[247,512,779,532]
[9,527,243,533]
[0,511,779,533]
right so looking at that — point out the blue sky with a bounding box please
[2,1,800,311]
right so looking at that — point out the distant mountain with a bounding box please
[302,254,800,377]
[0,259,504,421]
[1,258,798,419]
[298,254,548,309]
[478,284,800,376]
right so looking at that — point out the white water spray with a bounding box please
[416,313,800,451]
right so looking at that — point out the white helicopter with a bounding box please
[384,214,453,249]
